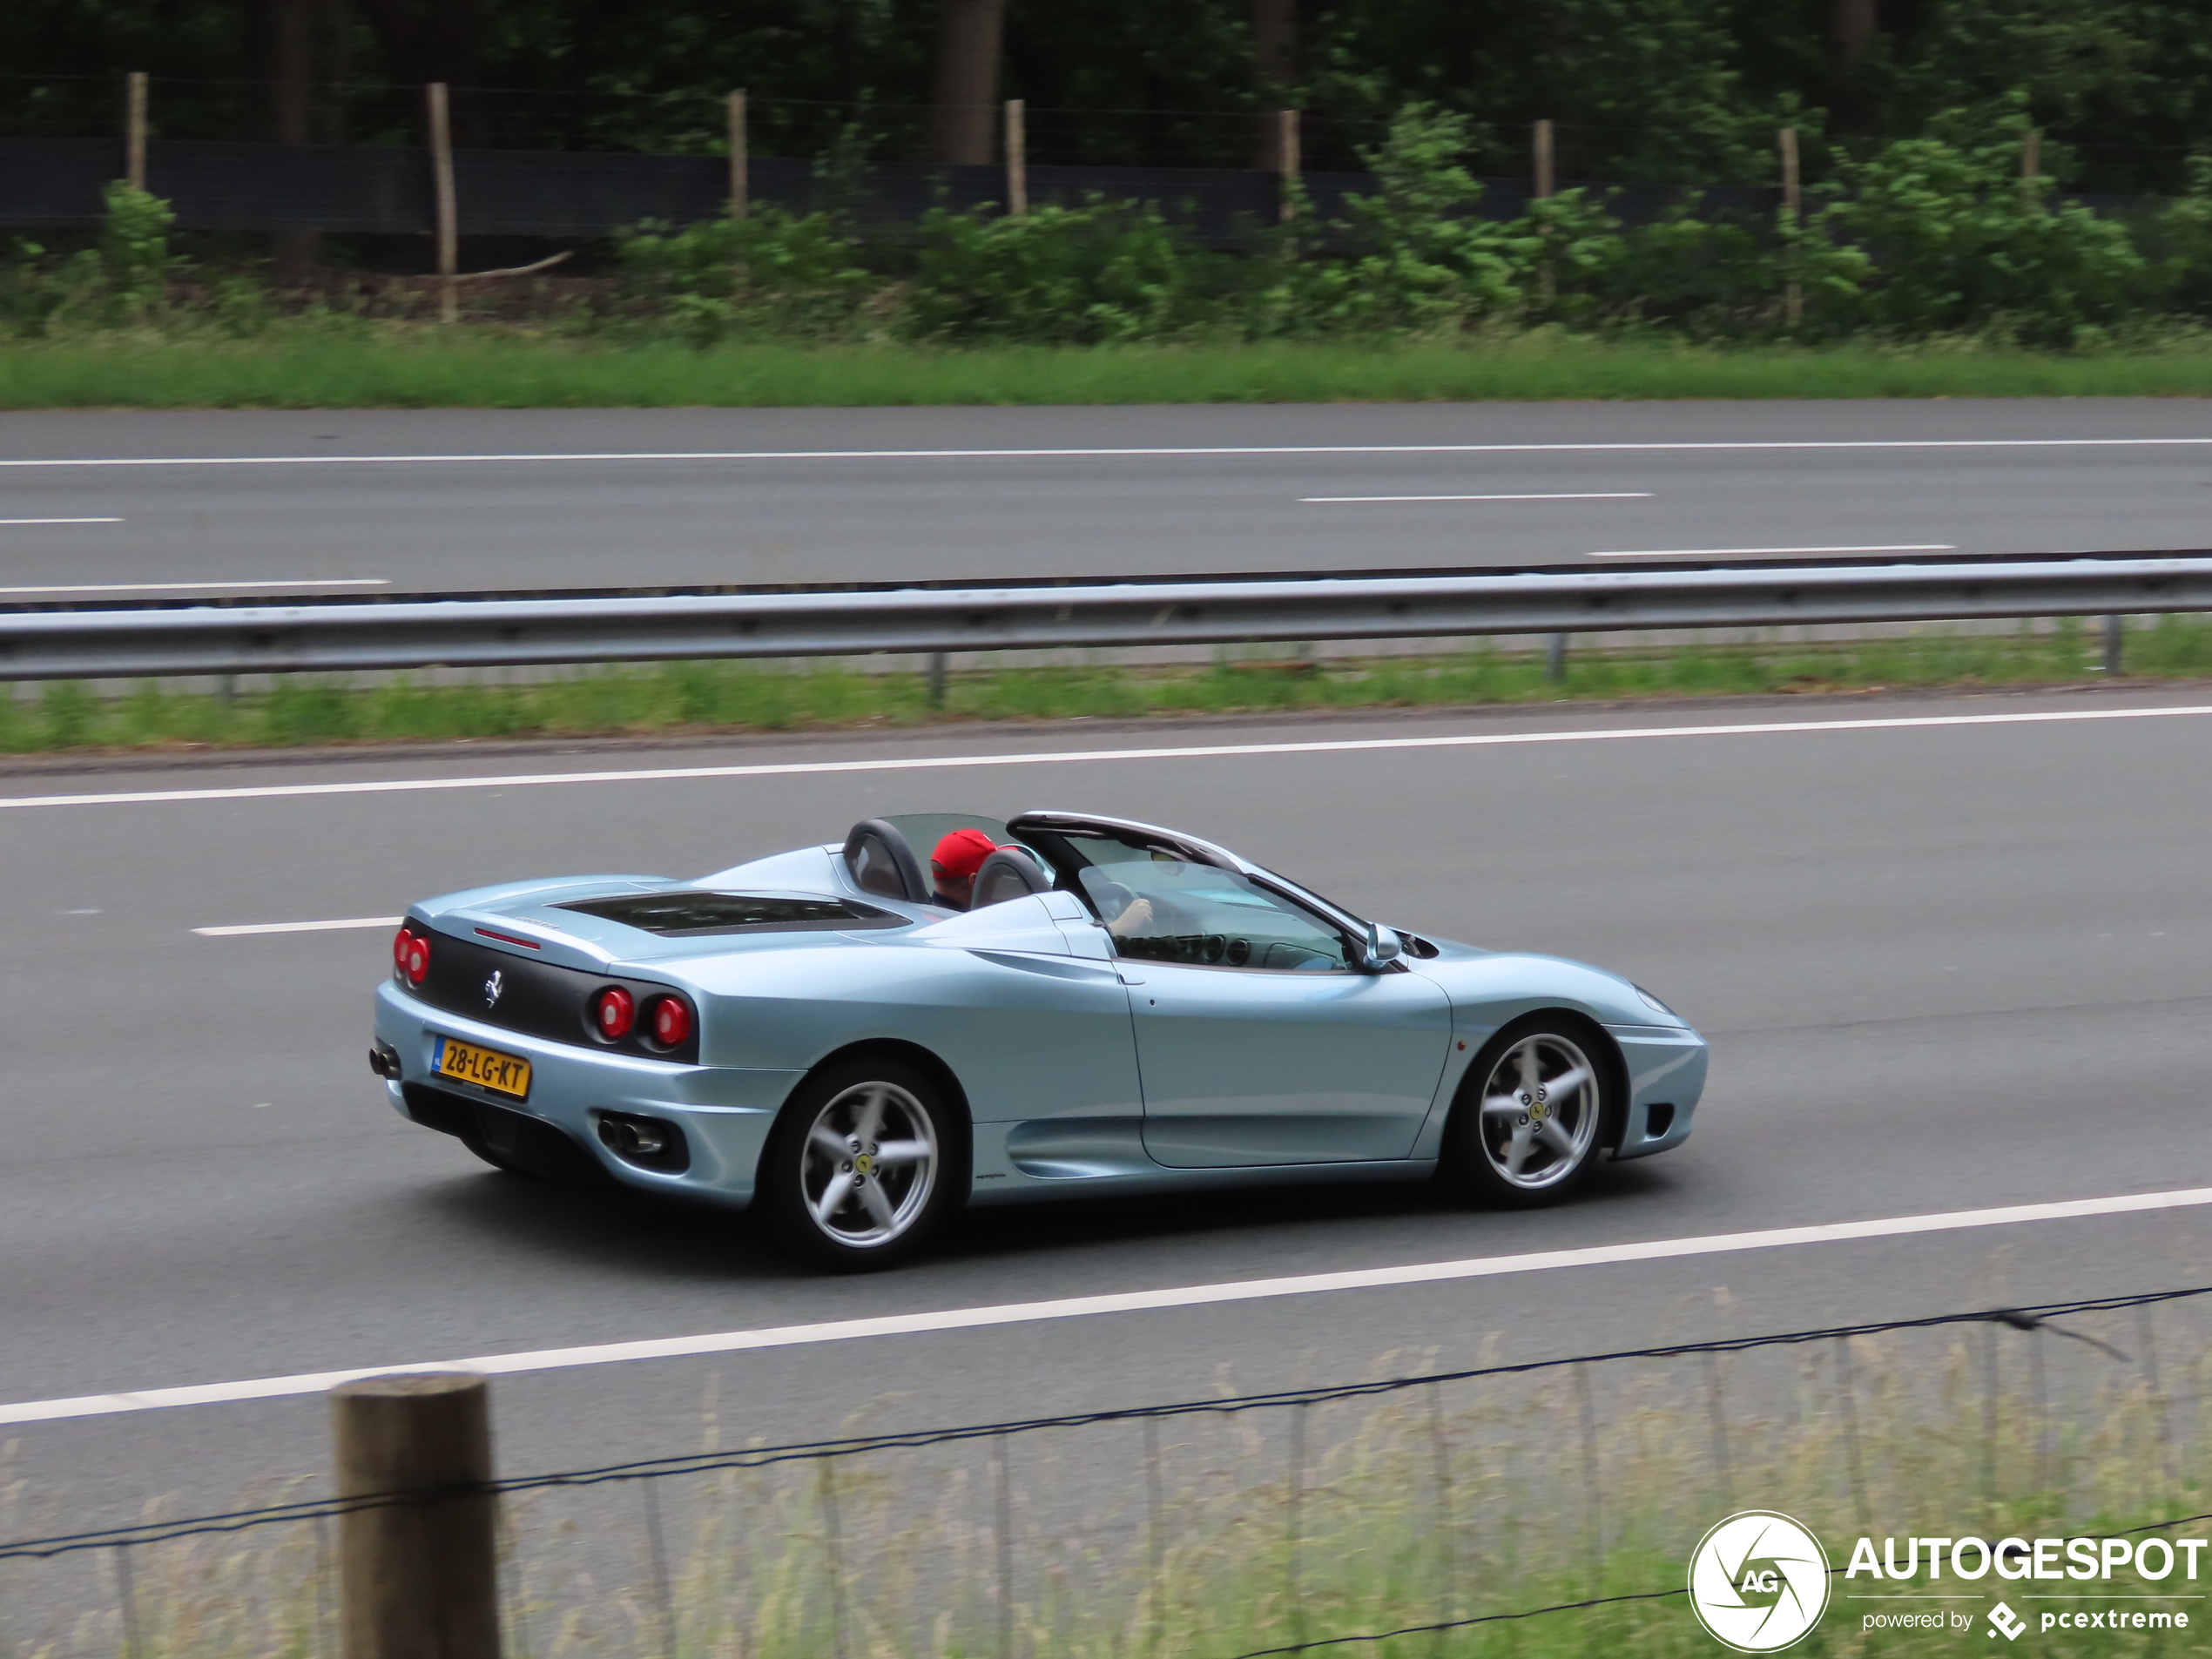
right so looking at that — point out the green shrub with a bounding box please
[617,206,879,341]
[905,197,1224,343]
[1823,126,2147,343]
[99,182,175,320]
[1289,106,1534,333]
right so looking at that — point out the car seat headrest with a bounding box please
[842,819,930,904]
[970,846,1051,909]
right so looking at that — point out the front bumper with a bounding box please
[1602,1022,1708,1159]
[374,981,802,1207]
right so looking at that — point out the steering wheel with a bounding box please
[1094,880,1136,917]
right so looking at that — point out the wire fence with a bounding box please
[3,1281,2209,1656]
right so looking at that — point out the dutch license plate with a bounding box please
[434,1035,532,1100]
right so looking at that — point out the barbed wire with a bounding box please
[2,1279,2202,1563]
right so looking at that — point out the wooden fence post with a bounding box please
[125,72,148,192]
[1005,98,1028,218]
[332,1372,501,1659]
[726,90,748,219]
[426,82,459,324]
[1277,109,1300,224]
[1778,125,1802,327]
[1532,118,1555,304]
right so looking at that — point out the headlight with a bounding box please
[1635,985,1676,1017]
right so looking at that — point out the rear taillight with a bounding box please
[646,994,692,1049]
[593,986,636,1040]
[393,927,431,986]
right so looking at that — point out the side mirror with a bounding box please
[1361,921,1403,971]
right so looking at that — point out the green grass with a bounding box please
[10,329,2212,408]
[4,622,2209,757]
[5,1316,2204,1656]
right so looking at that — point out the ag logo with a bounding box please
[1688,1511,1831,1652]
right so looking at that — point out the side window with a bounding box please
[1076,858,1352,972]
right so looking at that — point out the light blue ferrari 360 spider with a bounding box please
[372,810,1705,1266]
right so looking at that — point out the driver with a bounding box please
[928,828,998,910]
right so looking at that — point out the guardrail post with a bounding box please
[1545,632,1568,682]
[332,1372,502,1659]
[2102,613,2125,676]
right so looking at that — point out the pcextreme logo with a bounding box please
[1688,1511,1833,1653]
[1688,1516,2209,1648]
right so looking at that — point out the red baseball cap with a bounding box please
[931,827,998,880]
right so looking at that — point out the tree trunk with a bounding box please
[1251,0,1298,170]
[261,0,320,284]
[321,0,352,145]
[1829,0,1880,137]
[356,0,489,143]
[927,0,1007,166]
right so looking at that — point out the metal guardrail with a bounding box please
[0,552,2207,680]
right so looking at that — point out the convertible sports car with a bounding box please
[372,811,1705,1266]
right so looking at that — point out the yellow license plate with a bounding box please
[434,1035,532,1100]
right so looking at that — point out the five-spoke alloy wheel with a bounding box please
[1445,1018,1612,1206]
[759,1057,962,1267]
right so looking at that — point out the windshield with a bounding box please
[1069,848,1352,972]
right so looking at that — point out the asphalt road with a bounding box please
[3,687,2211,1558]
[1,400,2210,597]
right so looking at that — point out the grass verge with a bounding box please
[10,331,2212,408]
[2,621,2207,757]
[4,1307,2204,1656]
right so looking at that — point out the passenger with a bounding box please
[928,828,999,910]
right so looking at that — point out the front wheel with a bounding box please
[1442,1018,1612,1208]
[757,1058,964,1269]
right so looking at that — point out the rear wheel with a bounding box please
[1443,1017,1612,1207]
[758,1058,963,1269]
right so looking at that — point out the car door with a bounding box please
[1081,856,1451,1168]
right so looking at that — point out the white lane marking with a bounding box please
[0,516,123,526]
[193,915,401,937]
[1587,543,1955,559]
[4,1184,2209,1426]
[1300,492,1653,503]
[0,577,388,596]
[0,437,2209,469]
[2,702,2209,813]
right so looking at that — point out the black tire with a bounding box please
[756,1055,967,1270]
[1441,1015,1616,1209]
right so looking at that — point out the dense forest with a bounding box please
[6,1,2212,193]
[9,3,2212,347]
